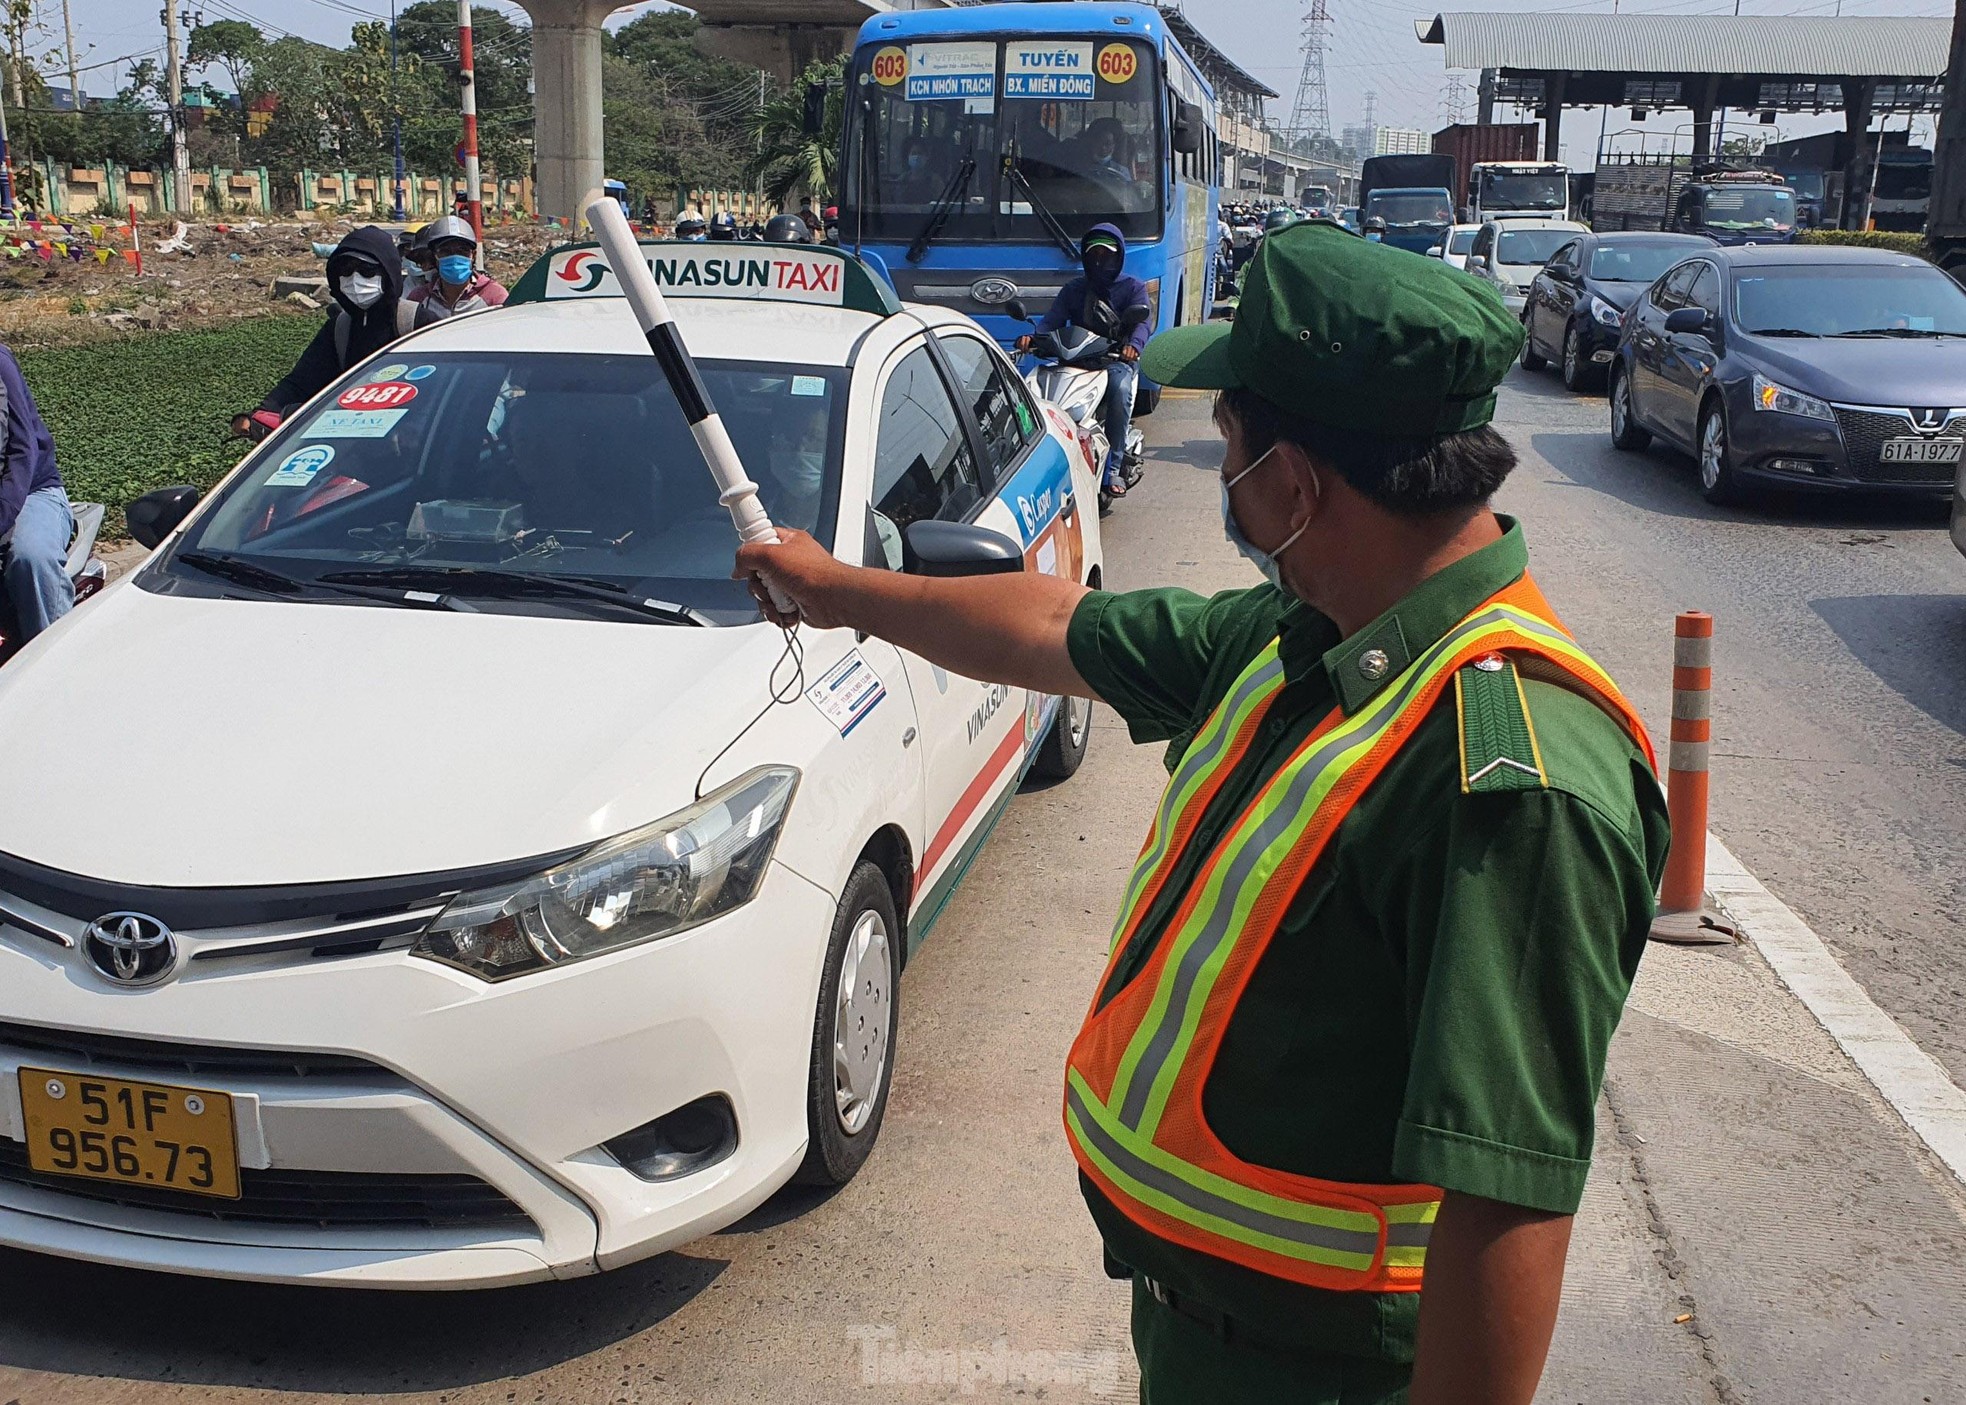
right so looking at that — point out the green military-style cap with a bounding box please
[1141,220,1524,436]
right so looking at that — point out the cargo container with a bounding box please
[1431,123,1538,205]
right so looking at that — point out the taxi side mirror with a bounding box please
[127,484,202,549]
[904,520,1024,577]
[1664,306,1708,335]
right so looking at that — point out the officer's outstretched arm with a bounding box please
[735,528,1098,702]
[1409,1191,1572,1405]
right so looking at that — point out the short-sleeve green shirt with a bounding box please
[1064,518,1669,1364]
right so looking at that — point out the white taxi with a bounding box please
[0,242,1102,1287]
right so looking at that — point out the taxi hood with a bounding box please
[0,581,788,886]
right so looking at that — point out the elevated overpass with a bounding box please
[517,0,951,220]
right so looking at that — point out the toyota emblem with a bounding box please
[82,912,179,987]
[970,276,1019,306]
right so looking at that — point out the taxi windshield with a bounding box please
[164,353,846,624]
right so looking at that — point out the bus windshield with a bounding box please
[1478,170,1566,212]
[845,36,1162,243]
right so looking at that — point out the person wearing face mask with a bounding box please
[246,226,419,427]
[1364,214,1387,243]
[765,400,830,530]
[733,221,1668,1405]
[897,136,941,203]
[406,215,508,324]
[675,209,708,242]
[1019,224,1151,497]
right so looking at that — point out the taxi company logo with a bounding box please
[557,250,609,293]
[1016,486,1057,538]
[647,254,842,296]
[82,912,178,986]
[970,276,1019,306]
[1913,408,1947,432]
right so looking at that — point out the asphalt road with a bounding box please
[2,370,1963,1404]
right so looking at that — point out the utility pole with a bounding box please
[0,75,13,217]
[161,4,190,212]
[390,0,405,221]
[456,0,482,247]
[60,0,79,118]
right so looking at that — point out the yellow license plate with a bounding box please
[19,1067,240,1200]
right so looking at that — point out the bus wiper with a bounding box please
[906,156,976,264]
[178,550,469,609]
[1002,157,1083,261]
[320,566,708,624]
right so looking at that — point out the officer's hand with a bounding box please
[1119,345,1140,363]
[1015,335,1032,352]
[734,527,850,630]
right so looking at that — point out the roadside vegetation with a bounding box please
[19,314,318,529]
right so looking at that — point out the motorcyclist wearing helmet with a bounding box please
[1263,207,1298,235]
[399,226,436,295]
[1017,223,1151,497]
[239,226,418,437]
[1364,215,1387,243]
[763,213,811,244]
[708,210,739,242]
[676,208,708,242]
[406,214,508,324]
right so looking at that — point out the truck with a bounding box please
[1430,122,1537,209]
[1359,153,1457,255]
[1763,129,1922,229]
[1468,161,1571,222]
[1592,158,1798,245]
[1933,0,1966,279]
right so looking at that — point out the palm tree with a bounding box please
[747,57,845,207]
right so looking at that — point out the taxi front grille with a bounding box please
[0,1139,532,1230]
[0,1021,397,1083]
[1832,407,1963,485]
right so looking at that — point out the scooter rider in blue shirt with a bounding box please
[0,342,73,642]
[1019,224,1151,498]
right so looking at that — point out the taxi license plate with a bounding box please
[18,1067,240,1199]
[1880,438,1963,464]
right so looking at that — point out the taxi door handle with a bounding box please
[1060,490,1076,523]
[901,727,918,748]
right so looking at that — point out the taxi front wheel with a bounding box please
[1031,695,1092,781]
[795,861,900,1186]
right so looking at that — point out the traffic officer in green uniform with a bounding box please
[736,220,1670,1405]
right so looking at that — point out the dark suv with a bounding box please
[1607,246,1966,504]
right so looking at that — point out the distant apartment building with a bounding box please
[1373,127,1430,156]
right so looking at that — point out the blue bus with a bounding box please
[839,2,1221,354]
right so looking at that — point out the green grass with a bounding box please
[1795,229,1930,258]
[17,314,321,529]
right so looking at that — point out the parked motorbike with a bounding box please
[0,500,107,664]
[1007,300,1150,512]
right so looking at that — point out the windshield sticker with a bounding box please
[545,246,847,306]
[1097,43,1139,86]
[366,363,410,384]
[404,364,436,381]
[906,41,994,102]
[806,650,887,737]
[791,375,827,397]
[338,381,417,410]
[305,408,407,439]
[267,444,335,486]
[1006,43,1093,100]
[871,45,907,87]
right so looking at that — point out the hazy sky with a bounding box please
[64,0,1952,168]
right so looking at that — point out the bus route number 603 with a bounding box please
[1098,44,1137,84]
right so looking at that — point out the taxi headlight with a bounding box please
[413,767,799,981]
[1589,295,1624,327]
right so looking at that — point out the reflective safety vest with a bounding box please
[1064,575,1655,1294]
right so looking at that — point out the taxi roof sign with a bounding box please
[509,240,902,316]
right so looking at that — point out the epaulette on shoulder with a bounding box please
[1455,652,1549,795]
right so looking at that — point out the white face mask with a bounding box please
[1220,442,1314,592]
[339,272,385,309]
[774,447,827,496]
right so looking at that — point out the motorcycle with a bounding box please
[1007,300,1150,512]
[0,500,107,665]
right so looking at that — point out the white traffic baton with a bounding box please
[581,193,796,616]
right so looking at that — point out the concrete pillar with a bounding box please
[1840,78,1877,230]
[1541,73,1567,162]
[1477,68,1496,127]
[516,0,621,223]
[1690,75,1721,161]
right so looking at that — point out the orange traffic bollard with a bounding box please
[1651,612,1733,944]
